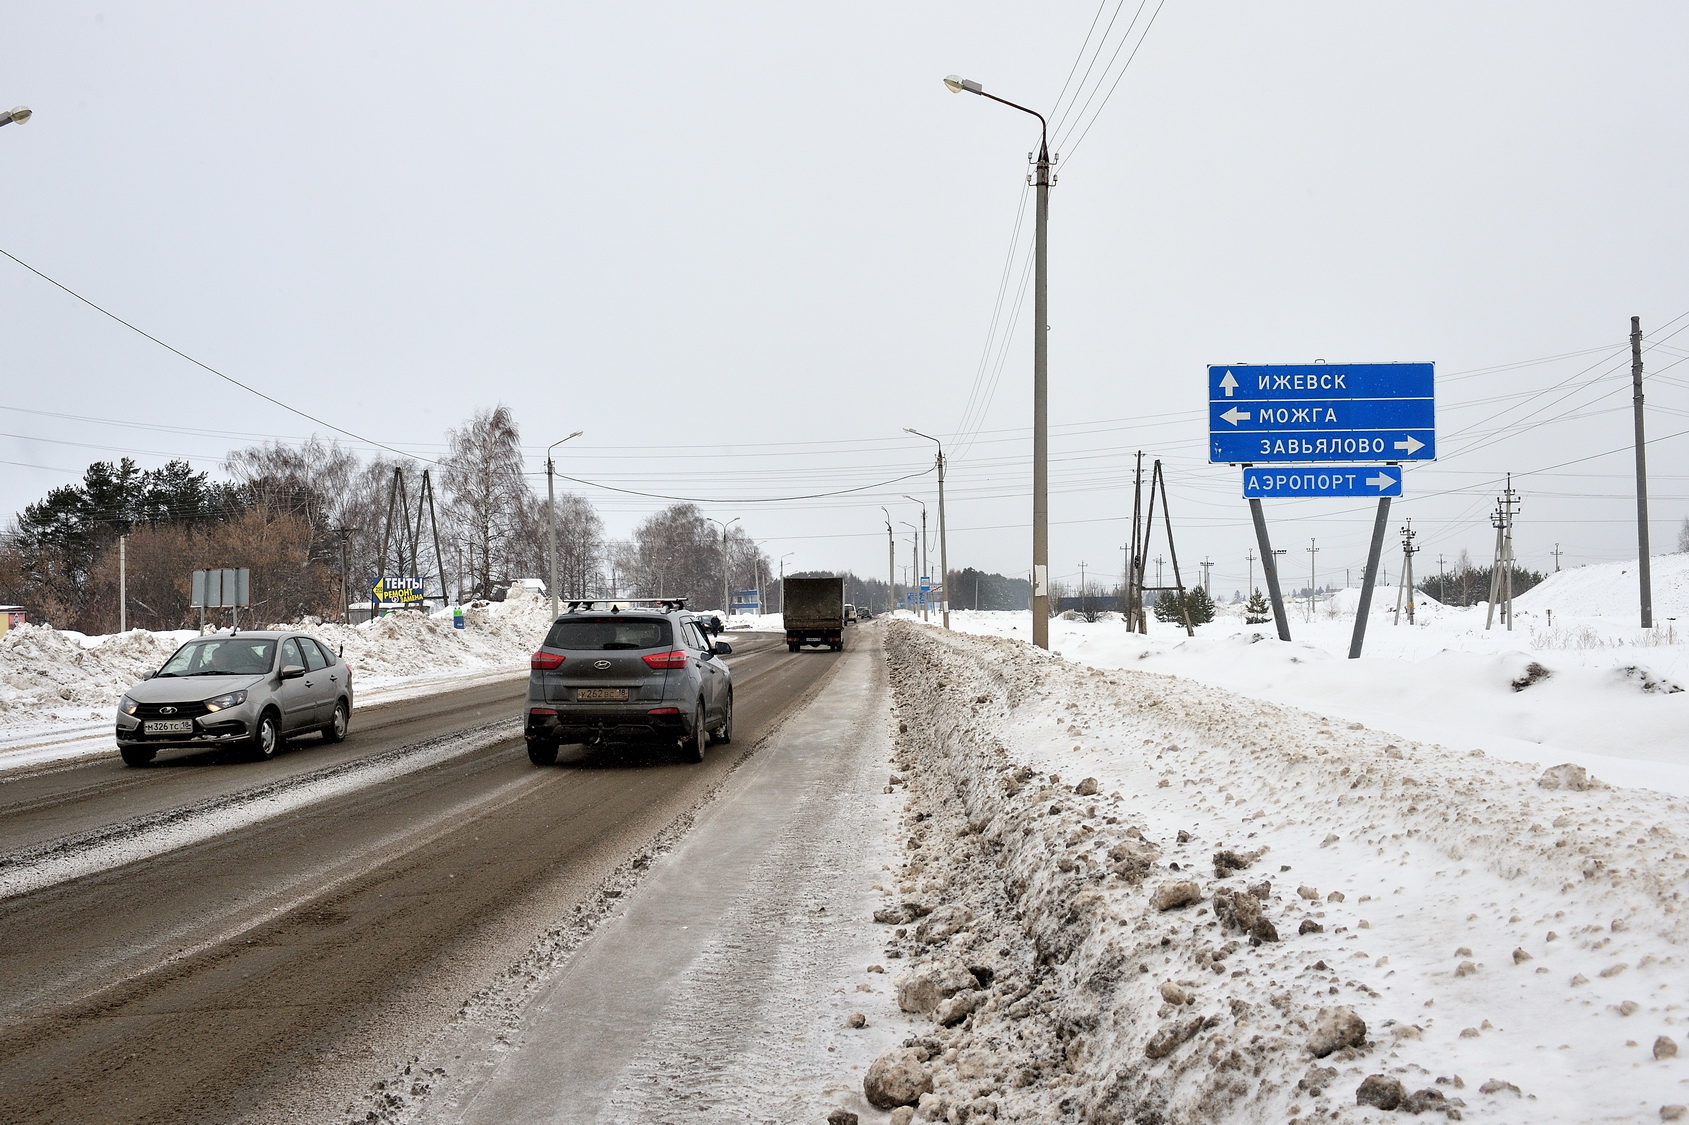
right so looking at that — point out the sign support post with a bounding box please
[1348,497,1392,659]
[1248,497,1292,642]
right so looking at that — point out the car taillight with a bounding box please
[532,651,565,670]
[641,649,688,670]
[530,707,558,716]
[647,707,680,715]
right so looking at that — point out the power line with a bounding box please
[0,247,437,466]
[1056,0,1169,163]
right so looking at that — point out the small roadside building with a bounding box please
[0,606,26,635]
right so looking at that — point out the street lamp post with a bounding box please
[0,107,32,128]
[903,495,929,622]
[707,517,740,618]
[779,552,794,615]
[945,74,1051,648]
[880,507,896,616]
[545,430,585,618]
[901,522,922,619]
[905,428,950,628]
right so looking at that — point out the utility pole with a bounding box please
[905,429,950,628]
[707,517,740,616]
[1393,520,1419,626]
[1486,475,1520,631]
[1551,543,1563,572]
[1245,548,1257,595]
[1199,556,1213,596]
[1305,539,1319,622]
[1154,555,1165,587]
[1437,553,1447,602]
[333,526,359,624]
[904,496,929,622]
[119,534,128,632]
[1631,315,1653,628]
[943,74,1052,647]
[545,430,585,619]
[882,506,896,616]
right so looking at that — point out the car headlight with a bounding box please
[204,690,249,712]
[118,695,140,716]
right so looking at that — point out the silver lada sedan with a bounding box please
[115,630,354,766]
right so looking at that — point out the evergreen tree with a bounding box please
[1153,587,1216,626]
[1244,588,1272,624]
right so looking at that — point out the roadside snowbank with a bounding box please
[0,590,558,740]
[875,623,1689,1123]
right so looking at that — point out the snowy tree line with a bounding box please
[0,405,774,633]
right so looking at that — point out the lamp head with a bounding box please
[943,76,983,95]
[1,106,31,126]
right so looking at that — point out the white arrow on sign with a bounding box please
[1366,472,1396,490]
[1394,435,1425,454]
[1221,407,1250,426]
[1218,371,1239,398]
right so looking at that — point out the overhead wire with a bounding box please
[0,248,439,466]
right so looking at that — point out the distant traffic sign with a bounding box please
[1209,362,1435,464]
[1242,465,1402,498]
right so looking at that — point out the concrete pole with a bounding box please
[882,507,895,616]
[1632,316,1654,628]
[119,534,127,632]
[546,457,558,617]
[545,432,582,619]
[936,449,949,627]
[1249,499,1291,642]
[1031,135,1051,650]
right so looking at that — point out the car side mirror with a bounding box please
[713,641,732,656]
[145,667,160,679]
[280,664,306,680]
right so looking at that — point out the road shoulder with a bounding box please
[376,630,901,1124]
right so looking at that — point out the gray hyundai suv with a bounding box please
[524,600,733,766]
[115,630,354,766]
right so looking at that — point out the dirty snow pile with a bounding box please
[867,623,1688,1123]
[0,589,559,738]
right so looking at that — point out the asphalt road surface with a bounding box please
[0,630,843,1125]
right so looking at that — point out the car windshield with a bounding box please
[157,638,277,677]
[543,617,670,651]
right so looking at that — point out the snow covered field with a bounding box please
[944,555,1689,797]
[869,618,1689,1123]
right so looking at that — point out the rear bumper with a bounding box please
[785,628,842,647]
[525,706,690,745]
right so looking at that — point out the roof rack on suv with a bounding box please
[563,597,689,614]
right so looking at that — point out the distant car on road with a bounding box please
[115,630,354,766]
[525,599,733,766]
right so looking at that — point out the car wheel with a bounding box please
[250,710,281,761]
[713,692,733,744]
[320,700,350,743]
[683,702,707,763]
[527,739,559,766]
[119,746,155,768]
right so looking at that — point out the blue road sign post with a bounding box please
[1209,363,1434,464]
[1242,465,1402,499]
[1211,360,1436,660]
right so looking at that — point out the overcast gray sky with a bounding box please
[5,2,1688,604]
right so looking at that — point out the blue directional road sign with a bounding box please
[1242,465,1402,499]
[1209,363,1435,463]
